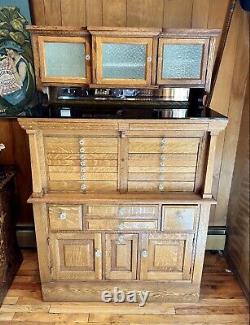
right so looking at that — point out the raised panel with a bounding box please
[105,234,138,280]
[48,205,82,231]
[162,206,198,232]
[140,233,194,281]
[50,233,102,280]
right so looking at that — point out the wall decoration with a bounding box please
[0,5,35,116]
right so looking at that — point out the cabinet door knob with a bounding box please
[95,249,102,257]
[85,54,91,61]
[147,56,152,62]
[59,212,66,220]
[141,250,148,258]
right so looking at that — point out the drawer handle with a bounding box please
[147,56,152,62]
[80,154,86,160]
[118,223,125,230]
[79,139,85,145]
[80,167,86,173]
[59,212,66,220]
[81,184,87,191]
[80,175,86,180]
[85,54,91,61]
[159,184,164,191]
[80,147,85,153]
[160,161,165,167]
[161,138,167,145]
[141,250,148,258]
[95,249,102,257]
[80,161,86,167]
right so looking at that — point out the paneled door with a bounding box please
[38,35,91,84]
[94,37,154,86]
[157,38,209,87]
[50,233,102,280]
[140,233,194,281]
[105,233,138,280]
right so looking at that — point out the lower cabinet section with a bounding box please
[49,231,195,282]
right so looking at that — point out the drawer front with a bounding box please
[128,181,194,192]
[162,206,198,232]
[86,204,159,219]
[85,219,158,231]
[48,205,83,231]
[129,138,200,154]
[45,136,118,193]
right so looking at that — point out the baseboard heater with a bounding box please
[16,224,228,250]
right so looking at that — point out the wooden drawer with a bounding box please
[85,219,158,231]
[128,181,194,192]
[86,204,159,219]
[162,206,198,232]
[129,138,200,154]
[48,180,117,192]
[48,205,83,231]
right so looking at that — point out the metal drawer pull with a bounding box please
[59,212,66,220]
[141,250,148,258]
[80,148,85,153]
[160,161,165,167]
[79,139,85,145]
[147,56,152,62]
[85,54,91,61]
[95,249,102,257]
[80,161,86,167]
[80,167,86,173]
[80,175,86,180]
[160,154,165,161]
[80,154,86,160]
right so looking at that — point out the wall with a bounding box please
[0,0,248,233]
[226,79,249,297]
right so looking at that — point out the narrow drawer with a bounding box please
[86,204,159,219]
[162,206,198,232]
[85,219,158,231]
[48,205,83,231]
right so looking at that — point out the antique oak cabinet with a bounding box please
[19,26,227,302]
[19,108,227,302]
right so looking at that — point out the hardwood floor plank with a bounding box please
[175,306,249,315]
[0,312,15,321]
[0,304,50,313]
[2,297,18,305]
[13,312,89,322]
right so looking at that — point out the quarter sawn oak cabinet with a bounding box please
[19,115,227,302]
[28,27,220,90]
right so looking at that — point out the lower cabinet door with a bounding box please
[140,233,194,281]
[105,233,138,280]
[50,232,102,280]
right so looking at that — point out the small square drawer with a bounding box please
[48,205,83,231]
[162,206,198,232]
[85,219,158,231]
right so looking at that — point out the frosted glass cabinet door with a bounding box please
[38,36,91,84]
[95,37,153,85]
[157,38,209,86]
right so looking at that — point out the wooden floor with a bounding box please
[0,250,248,324]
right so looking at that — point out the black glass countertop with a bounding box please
[16,101,227,120]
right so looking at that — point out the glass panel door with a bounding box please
[95,37,153,86]
[157,38,209,86]
[38,36,91,84]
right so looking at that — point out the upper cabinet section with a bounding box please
[27,26,91,88]
[157,29,219,90]
[89,27,160,87]
[28,26,220,90]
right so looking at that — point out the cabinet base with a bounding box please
[42,281,200,303]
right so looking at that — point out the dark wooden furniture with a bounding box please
[0,167,22,305]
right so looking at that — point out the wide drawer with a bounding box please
[86,204,159,219]
[85,219,158,231]
[162,206,198,232]
[48,205,83,231]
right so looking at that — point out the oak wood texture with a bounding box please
[0,249,248,323]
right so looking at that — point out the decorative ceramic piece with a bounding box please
[0,6,35,116]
